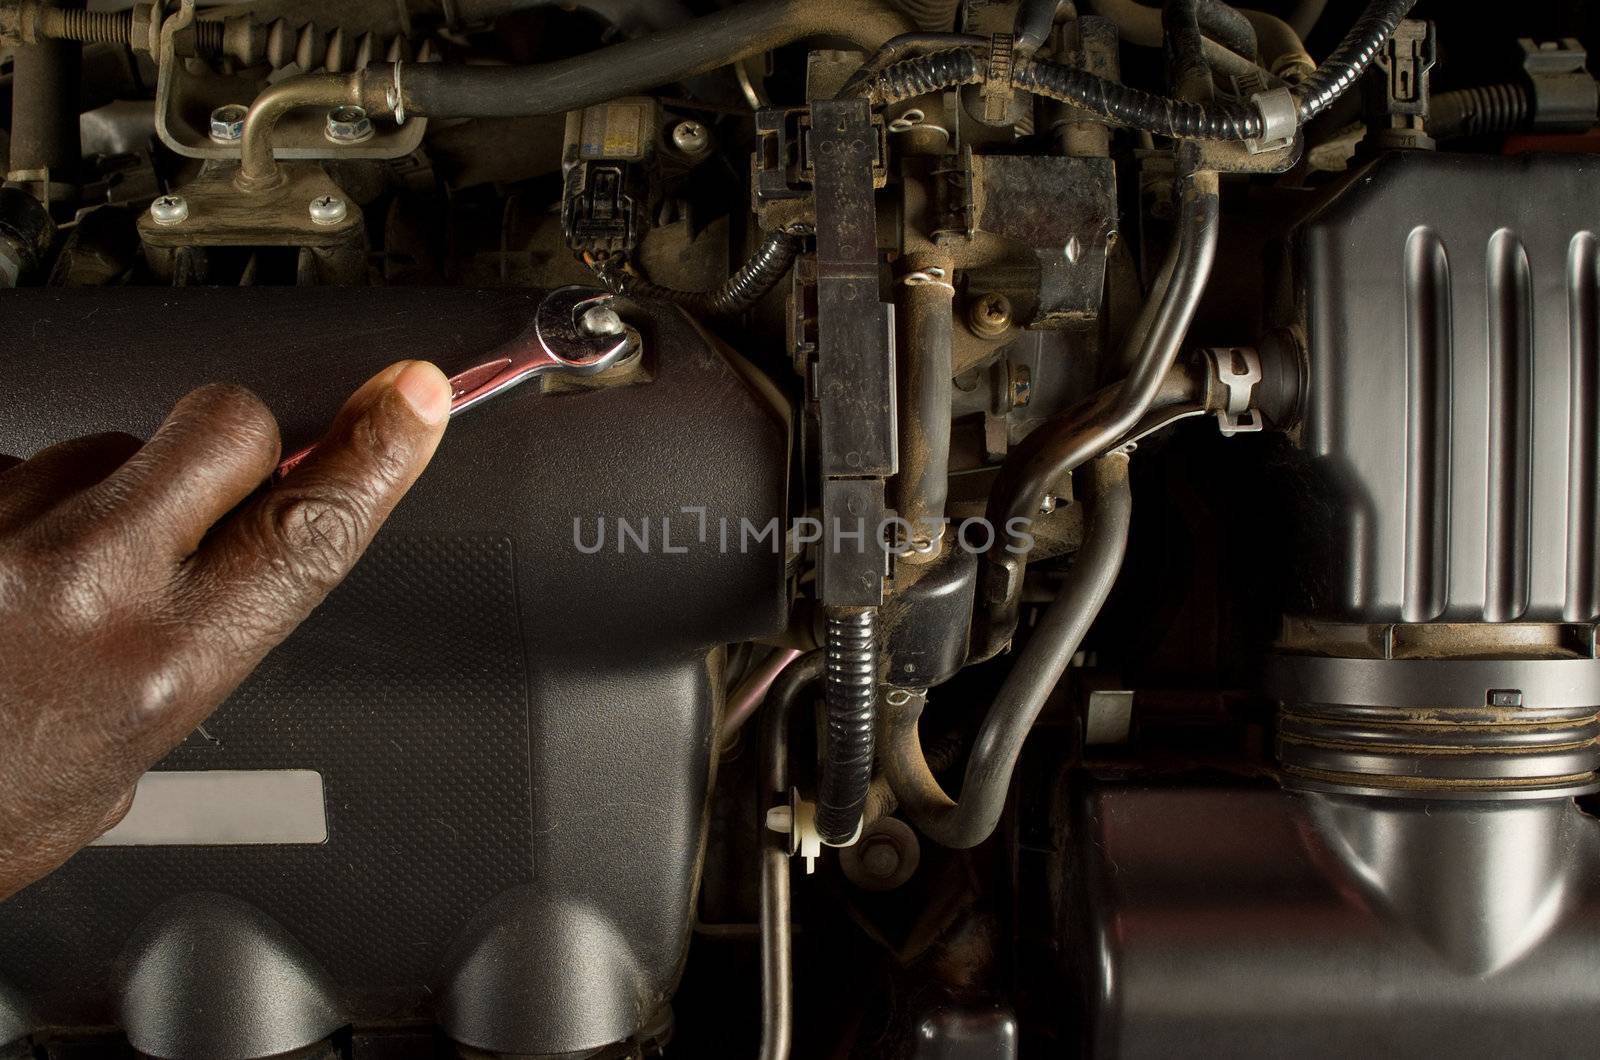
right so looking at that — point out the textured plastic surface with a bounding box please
[0,287,790,1056]
[1294,152,1600,624]
[1067,779,1600,1059]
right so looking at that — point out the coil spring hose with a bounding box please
[865,0,1416,140]
[818,609,877,845]
[596,231,801,318]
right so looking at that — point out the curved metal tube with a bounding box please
[395,0,915,118]
[988,168,1218,545]
[236,70,389,191]
[885,452,1134,849]
[759,651,825,1060]
[723,647,804,738]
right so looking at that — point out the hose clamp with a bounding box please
[1248,87,1298,154]
[389,60,407,125]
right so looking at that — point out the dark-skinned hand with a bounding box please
[0,361,452,900]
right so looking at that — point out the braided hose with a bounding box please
[870,47,985,105]
[818,608,878,846]
[1294,0,1414,122]
[1015,56,1264,137]
[599,231,800,318]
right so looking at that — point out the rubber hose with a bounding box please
[394,0,914,118]
[893,0,962,32]
[896,266,955,539]
[818,609,877,845]
[1083,0,1255,58]
[601,231,800,317]
[1284,0,1329,37]
[1014,0,1060,57]
[884,452,1134,849]
[1163,0,1215,103]
[1430,83,1531,140]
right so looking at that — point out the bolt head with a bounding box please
[325,105,374,145]
[579,304,625,337]
[969,292,1014,339]
[208,104,248,143]
[671,120,711,156]
[308,195,349,226]
[149,195,188,226]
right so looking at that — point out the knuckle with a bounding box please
[177,384,281,461]
[266,490,371,591]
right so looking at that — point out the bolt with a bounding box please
[860,834,900,878]
[149,195,188,226]
[325,105,374,145]
[1009,362,1032,407]
[308,195,348,226]
[208,104,247,143]
[579,303,625,337]
[1040,495,1057,515]
[671,119,710,156]
[968,292,1014,339]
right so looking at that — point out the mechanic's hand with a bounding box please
[0,362,451,900]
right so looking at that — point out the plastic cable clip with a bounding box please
[1247,87,1298,154]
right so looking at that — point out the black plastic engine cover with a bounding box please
[1291,151,1600,625]
[0,287,790,1057]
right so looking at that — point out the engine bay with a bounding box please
[2,0,1600,1056]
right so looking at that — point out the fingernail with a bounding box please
[393,361,451,426]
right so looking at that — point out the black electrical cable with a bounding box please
[597,231,801,317]
[1292,0,1411,122]
[817,609,877,845]
[867,0,1415,140]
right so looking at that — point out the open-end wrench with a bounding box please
[276,286,638,478]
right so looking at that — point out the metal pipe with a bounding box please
[759,651,825,1060]
[394,0,915,119]
[235,70,389,192]
[884,452,1133,849]
[987,167,1218,550]
[723,647,804,738]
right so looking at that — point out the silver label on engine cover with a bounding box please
[92,769,328,845]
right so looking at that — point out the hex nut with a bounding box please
[149,195,189,226]
[325,105,374,145]
[308,195,349,226]
[208,104,248,143]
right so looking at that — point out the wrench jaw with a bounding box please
[535,286,640,374]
